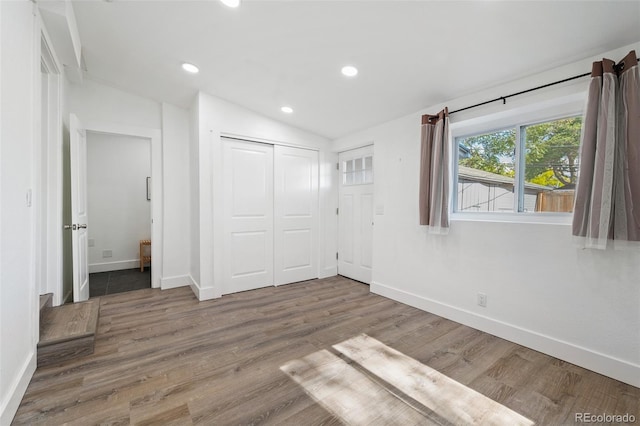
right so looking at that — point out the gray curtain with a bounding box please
[573,50,640,249]
[419,108,450,233]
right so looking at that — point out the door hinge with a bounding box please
[336,162,339,170]
[336,252,339,260]
[336,207,339,215]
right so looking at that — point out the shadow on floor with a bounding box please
[89,268,151,297]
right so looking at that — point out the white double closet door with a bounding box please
[223,138,319,295]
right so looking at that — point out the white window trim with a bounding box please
[449,92,585,225]
[450,211,573,225]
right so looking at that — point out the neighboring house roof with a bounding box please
[458,165,552,191]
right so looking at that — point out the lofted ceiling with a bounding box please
[70,0,640,139]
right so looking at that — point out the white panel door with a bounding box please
[70,114,89,302]
[274,146,319,285]
[223,139,274,294]
[338,146,374,284]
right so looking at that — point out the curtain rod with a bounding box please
[438,58,640,117]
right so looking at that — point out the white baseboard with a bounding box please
[160,275,191,290]
[188,274,199,298]
[188,275,219,301]
[371,281,640,388]
[0,350,36,425]
[89,260,139,273]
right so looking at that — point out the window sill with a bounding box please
[450,212,572,226]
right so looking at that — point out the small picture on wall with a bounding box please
[146,177,151,201]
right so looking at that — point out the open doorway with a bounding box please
[62,118,162,303]
[86,132,151,297]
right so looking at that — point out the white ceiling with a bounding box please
[71,1,640,139]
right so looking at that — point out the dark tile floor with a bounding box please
[89,268,151,297]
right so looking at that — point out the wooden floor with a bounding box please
[14,276,639,425]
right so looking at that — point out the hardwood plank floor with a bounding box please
[13,276,640,425]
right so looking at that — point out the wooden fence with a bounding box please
[536,190,575,213]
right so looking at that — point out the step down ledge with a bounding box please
[38,299,100,367]
[38,331,95,348]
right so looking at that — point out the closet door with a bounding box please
[274,146,319,285]
[223,139,274,294]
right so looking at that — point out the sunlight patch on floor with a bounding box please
[281,334,534,426]
[280,349,429,425]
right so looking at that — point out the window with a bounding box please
[455,116,582,214]
[343,155,373,185]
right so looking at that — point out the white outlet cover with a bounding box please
[477,293,487,307]
[88,239,95,247]
[102,249,113,258]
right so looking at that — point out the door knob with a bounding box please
[78,224,87,229]
[64,224,73,230]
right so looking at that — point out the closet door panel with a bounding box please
[223,139,274,294]
[274,146,319,285]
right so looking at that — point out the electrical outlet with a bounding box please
[88,239,95,247]
[102,249,113,258]
[477,293,487,307]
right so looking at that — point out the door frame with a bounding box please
[36,13,64,305]
[81,121,162,289]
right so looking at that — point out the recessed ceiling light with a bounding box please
[181,63,199,74]
[341,65,358,77]
[281,106,293,114]
[220,0,240,8]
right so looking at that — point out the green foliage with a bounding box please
[458,117,582,188]
[524,117,581,187]
[528,169,563,187]
[459,129,515,176]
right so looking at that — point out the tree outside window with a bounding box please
[456,116,581,213]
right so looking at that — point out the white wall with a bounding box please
[332,42,640,387]
[0,2,38,423]
[68,78,161,129]
[189,92,337,299]
[161,103,191,288]
[87,133,151,272]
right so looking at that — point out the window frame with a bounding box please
[342,153,373,186]
[449,93,584,225]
